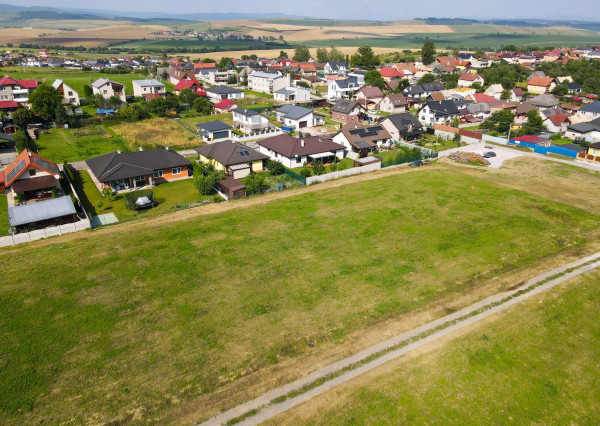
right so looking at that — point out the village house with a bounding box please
[484,84,504,100]
[194,140,268,179]
[332,123,392,156]
[457,73,485,88]
[378,93,408,114]
[418,100,459,125]
[356,86,384,110]
[273,86,311,102]
[576,102,600,121]
[213,99,238,113]
[510,88,525,102]
[132,79,165,98]
[566,118,600,142]
[232,108,271,134]
[91,78,126,103]
[527,76,557,95]
[52,79,80,106]
[205,85,244,102]
[330,100,366,124]
[0,76,38,104]
[197,121,233,143]
[86,149,191,193]
[543,113,571,134]
[576,141,600,163]
[324,62,348,76]
[248,71,291,95]
[257,134,346,168]
[275,105,324,129]
[380,113,426,141]
[404,82,446,99]
[328,76,360,100]
[174,79,205,96]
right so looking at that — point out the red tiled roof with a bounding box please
[213,99,236,109]
[174,79,201,90]
[470,93,497,103]
[0,76,18,86]
[3,149,59,188]
[144,93,162,100]
[528,76,555,87]
[194,62,217,69]
[17,79,37,89]
[547,113,569,126]
[0,100,19,109]
[379,67,402,78]
[458,73,481,81]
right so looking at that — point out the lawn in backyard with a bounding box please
[71,169,218,222]
[0,66,156,96]
[1,163,599,424]
[0,194,9,236]
[36,126,128,163]
[272,270,600,425]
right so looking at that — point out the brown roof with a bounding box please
[359,86,383,99]
[528,76,555,87]
[194,140,267,166]
[430,92,446,102]
[218,177,245,192]
[515,102,537,115]
[384,93,408,106]
[11,175,57,193]
[458,73,481,81]
[512,88,524,96]
[257,134,345,158]
[337,123,391,149]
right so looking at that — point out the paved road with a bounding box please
[440,141,600,172]
[201,251,600,426]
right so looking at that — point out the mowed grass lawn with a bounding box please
[0,67,151,96]
[0,194,9,236]
[73,170,218,222]
[1,165,599,424]
[36,126,128,163]
[273,270,600,425]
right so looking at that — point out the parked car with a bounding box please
[409,160,423,167]
[483,151,496,158]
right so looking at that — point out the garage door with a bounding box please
[213,130,230,140]
[299,121,308,128]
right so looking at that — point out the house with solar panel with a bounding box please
[332,124,392,156]
[194,140,268,180]
[256,134,346,168]
[0,150,79,233]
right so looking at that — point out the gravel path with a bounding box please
[202,251,600,426]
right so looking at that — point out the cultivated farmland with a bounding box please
[1,159,600,424]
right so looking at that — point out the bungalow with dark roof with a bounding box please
[205,85,244,102]
[86,149,191,192]
[197,120,233,143]
[194,140,268,180]
[275,105,324,129]
[256,134,346,168]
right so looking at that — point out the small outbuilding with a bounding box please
[218,177,246,200]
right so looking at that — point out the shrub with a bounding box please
[550,133,562,140]
[243,173,265,195]
[299,166,312,177]
[312,161,325,175]
[267,159,284,175]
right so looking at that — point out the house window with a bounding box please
[172,167,182,175]
[153,170,163,178]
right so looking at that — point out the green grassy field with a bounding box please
[36,126,128,163]
[72,169,218,222]
[273,269,600,425]
[0,194,9,236]
[112,38,288,52]
[305,32,600,50]
[0,67,151,96]
[1,163,599,424]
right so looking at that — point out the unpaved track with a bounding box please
[202,252,600,426]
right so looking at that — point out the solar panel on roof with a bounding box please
[6,159,25,183]
[238,150,250,157]
[354,141,371,148]
[31,156,59,174]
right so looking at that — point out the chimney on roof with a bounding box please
[301,139,305,147]
[117,150,121,154]
[139,146,143,151]
[165,146,169,150]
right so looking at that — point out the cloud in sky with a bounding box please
[7,0,600,20]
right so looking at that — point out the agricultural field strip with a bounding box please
[203,251,600,426]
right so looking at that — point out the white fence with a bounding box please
[482,134,509,145]
[305,161,382,185]
[0,219,91,247]
[233,127,283,143]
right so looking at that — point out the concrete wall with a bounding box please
[0,219,91,247]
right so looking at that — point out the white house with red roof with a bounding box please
[174,79,206,96]
[0,76,38,104]
[457,73,485,88]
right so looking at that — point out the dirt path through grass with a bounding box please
[202,252,600,426]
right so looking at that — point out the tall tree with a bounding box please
[521,110,546,135]
[353,46,379,70]
[364,70,385,90]
[421,41,436,65]
[328,46,345,62]
[11,108,34,130]
[418,73,436,84]
[316,47,329,63]
[29,84,62,120]
[279,50,288,58]
[293,45,311,62]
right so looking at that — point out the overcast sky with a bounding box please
[7,0,600,21]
